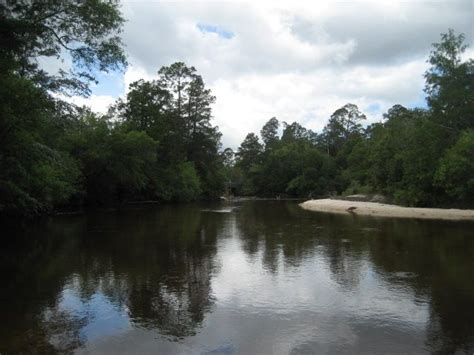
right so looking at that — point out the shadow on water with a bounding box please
[0,200,473,353]
[0,205,221,352]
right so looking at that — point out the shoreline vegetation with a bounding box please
[230,30,473,211]
[0,0,472,217]
[300,198,474,221]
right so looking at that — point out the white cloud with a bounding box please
[66,0,473,148]
[68,95,117,114]
[123,64,155,90]
[210,57,429,147]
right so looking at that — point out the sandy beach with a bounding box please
[300,199,474,221]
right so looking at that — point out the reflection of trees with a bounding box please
[364,218,474,354]
[309,213,474,354]
[317,216,474,353]
[124,220,217,338]
[308,214,371,291]
[235,201,367,289]
[234,202,474,353]
[70,207,220,339]
[2,307,86,354]
[0,205,222,352]
[0,217,87,353]
[235,201,323,272]
[1,203,473,353]
[324,239,365,291]
[127,266,214,339]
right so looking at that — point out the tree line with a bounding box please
[0,1,225,215]
[231,30,473,208]
[0,1,472,216]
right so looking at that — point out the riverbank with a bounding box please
[300,199,474,221]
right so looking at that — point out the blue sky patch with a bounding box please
[197,23,234,39]
[407,95,428,109]
[71,60,126,97]
[90,70,125,97]
[365,103,381,114]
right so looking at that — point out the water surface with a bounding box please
[1,200,473,354]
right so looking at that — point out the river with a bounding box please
[1,200,473,354]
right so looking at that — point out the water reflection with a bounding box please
[0,201,473,353]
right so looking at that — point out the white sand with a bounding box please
[300,199,474,221]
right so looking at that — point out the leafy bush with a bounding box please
[435,130,474,206]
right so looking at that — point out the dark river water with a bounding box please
[1,200,473,354]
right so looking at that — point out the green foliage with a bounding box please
[231,30,472,207]
[171,162,202,201]
[342,181,373,196]
[425,29,474,132]
[114,62,225,200]
[281,121,311,144]
[115,79,171,133]
[435,130,474,206]
[235,121,337,197]
[364,107,445,206]
[1,20,472,215]
[0,0,127,215]
[1,0,226,216]
[285,150,336,197]
[260,117,279,149]
[0,0,127,95]
[321,103,366,157]
[0,71,82,214]
[150,162,201,202]
[0,141,81,214]
[60,111,159,205]
[236,133,263,172]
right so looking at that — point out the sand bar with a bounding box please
[300,199,474,221]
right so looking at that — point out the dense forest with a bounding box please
[0,1,224,215]
[0,1,473,216]
[231,29,474,207]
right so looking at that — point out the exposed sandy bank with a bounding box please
[300,199,474,221]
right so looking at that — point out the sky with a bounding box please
[67,0,473,149]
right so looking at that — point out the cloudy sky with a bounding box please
[71,0,473,149]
